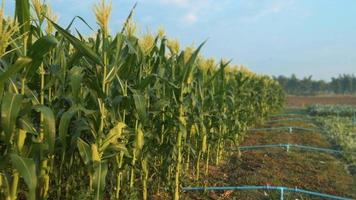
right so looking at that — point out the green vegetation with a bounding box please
[308,104,356,117]
[275,74,356,95]
[317,117,356,164]
[0,0,284,199]
[308,105,356,167]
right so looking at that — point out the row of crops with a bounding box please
[308,104,356,117]
[0,1,284,199]
[308,104,356,168]
[316,117,356,164]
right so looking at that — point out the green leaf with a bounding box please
[34,106,56,155]
[93,161,108,200]
[120,3,137,34]
[1,93,23,143]
[77,138,91,165]
[18,117,38,135]
[131,89,147,123]
[15,0,31,35]
[59,109,78,149]
[25,36,59,79]
[47,18,103,66]
[0,173,10,198]
[16,129,27,153]
[65,16,94,31]
[0,82,3,102]
[10,154,37,200]
[28,36,58,60]
[181,42,206,85]
[204,59,231,87]
[134,127,144,151]
[0,57,32,82]
[69,66,84,100]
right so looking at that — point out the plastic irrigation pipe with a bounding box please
[269,115,316,119]
[237,144,348,155]
[270,113,306,117]
[182,185,353,200]
[266,118,316,123]
[249,126,318,132]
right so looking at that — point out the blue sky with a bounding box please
[4,0,356,80]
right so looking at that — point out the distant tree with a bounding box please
[274,74,356,95]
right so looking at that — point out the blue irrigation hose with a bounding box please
[249,126,318,132]
[270,113,305,117]
[267,118,316,123]
[182,185,353,200]
[293,127,319,132]
[266,119,319,128]
[237,144,348,155]
[292,144,344,154]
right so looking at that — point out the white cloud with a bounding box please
[183,12,198,24]
[148,0,232,25]
[241,0,295,22]
[157,0,190,6]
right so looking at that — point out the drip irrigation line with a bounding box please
[266,118,317,124]
[182,185,353,200]
[270,113,307,117]
[236,144,352,155]
[249,126,319,132]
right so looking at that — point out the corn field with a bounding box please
[0,0,284,199]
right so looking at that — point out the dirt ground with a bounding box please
[286,95,356,107]
[182,115,356,200]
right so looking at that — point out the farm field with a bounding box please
[1,0,356,200]
[1,1,285,200]
[182,111,356,199]
[310,104,356,167]
[286,95,356,107]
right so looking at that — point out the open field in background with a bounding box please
[286,95,356,107]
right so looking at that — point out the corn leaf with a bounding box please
[204,60,231,87]
[1,93,23,143]
[28,36,58,60]
[0,82,3,103]
[69,66,84,100]
[59,109,78,149]
[48,18,103,66]
[15,0,31,35]
[10,154,37,200]
[34,106,56,155]
[18,117,38,135]
[0,173,10,198]
[77,138,91,165]
[92,161,108,200]
[181,42,206,85]
[25,36,58,79]
[131,89,147,123]
[0,57,32,82]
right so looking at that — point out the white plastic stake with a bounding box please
[280,188,284,200]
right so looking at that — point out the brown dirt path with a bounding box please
[287,95,356,107]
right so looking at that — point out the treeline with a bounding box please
[274,74,356,95]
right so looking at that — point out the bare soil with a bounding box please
[182,116,356,200]
[286,95,356,107]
